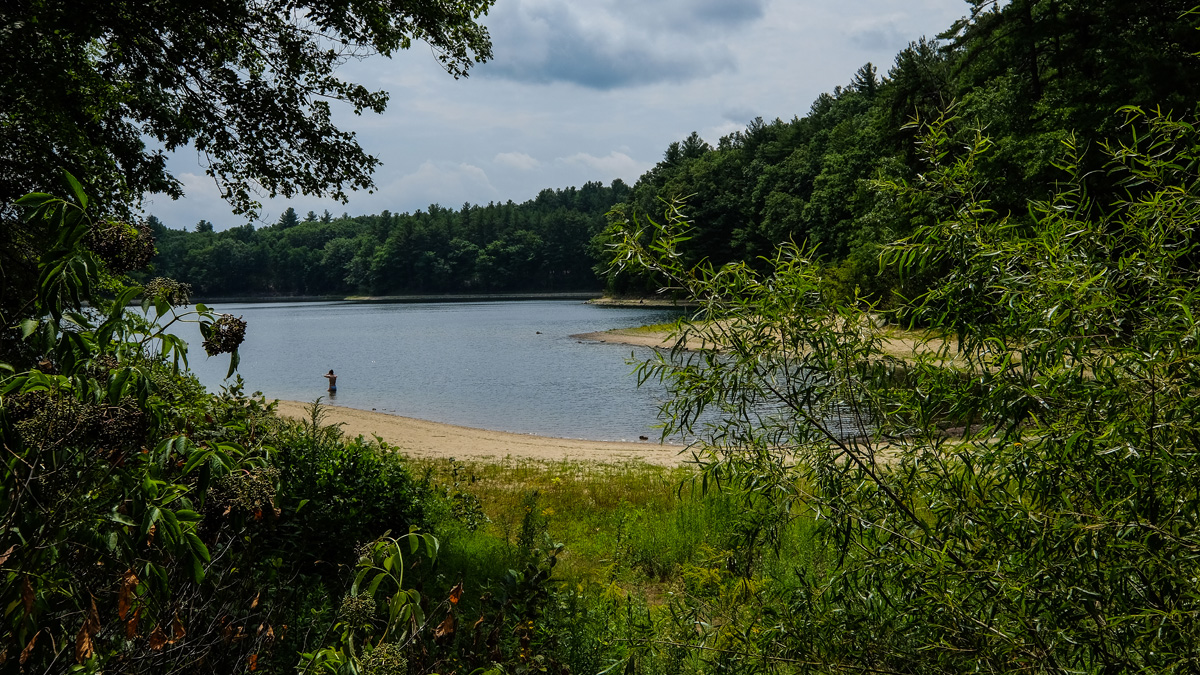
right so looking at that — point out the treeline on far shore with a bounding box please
[149,180,629,296]
[152,1,1200,306]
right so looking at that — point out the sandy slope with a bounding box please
[274,400,689,466]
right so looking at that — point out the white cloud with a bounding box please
[388,161,498,208]
[494,151,541,170]
[558,151,647,178]
[706,121,747,142]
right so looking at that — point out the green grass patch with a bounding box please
[412,456,825,600]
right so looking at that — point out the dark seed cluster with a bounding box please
[86,354,120,380]
[7,392,147,452]
[359,642,407,675]
[85,220,156,274]
[145,277,192,307]
[207,467,279,515]
[202,314,247,356]
[338,595,377,628]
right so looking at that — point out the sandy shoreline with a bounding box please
[274,400,689,466]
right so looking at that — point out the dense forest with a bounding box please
[602,0,1200,297]
[150,181,629,296]
[150,0,1200,301]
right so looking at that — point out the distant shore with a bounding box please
[274,400,689,466]
[586,296,698,308]
[189,291,603,304]
[182,292,702,307]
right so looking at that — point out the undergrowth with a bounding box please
[410,456,830,674]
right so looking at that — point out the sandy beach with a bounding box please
[274,400,689,466]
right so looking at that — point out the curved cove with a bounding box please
[176,300,683,442]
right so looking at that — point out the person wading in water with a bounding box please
[324,369,337,395]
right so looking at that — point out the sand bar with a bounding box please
[274,400,689,466]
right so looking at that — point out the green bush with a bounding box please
[605,107,1200,673]
[270,402,431,571]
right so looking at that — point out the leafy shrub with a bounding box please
[605,107,1200,673]
[271,402,431,570]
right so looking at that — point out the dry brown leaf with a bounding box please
[20,630,40,665]
[148,625,167,651]
[250,591,261,610]
[434,613,456,640]
[145,523,157,547]
[448,582,463,605]
[118,569,138,620]
[169,613,186,643]
[265,625,275,641]
[126,607,141,639]
[0,544,15,566]
[75,625,94,663]
[247,653,259,671]
[21,577,34,616]
[89,598,100,630]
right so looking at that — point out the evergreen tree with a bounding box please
[277,207,300,229]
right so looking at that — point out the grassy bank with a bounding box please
[404,455,831,672]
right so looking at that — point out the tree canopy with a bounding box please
[596,0,1200,299]
[0,0,495,220]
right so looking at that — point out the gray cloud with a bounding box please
[611,0,768,33]
[722,106,758,124]
[845,14,911,53]
[481,0,759,89]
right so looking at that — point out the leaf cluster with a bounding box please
[1,0,495,218]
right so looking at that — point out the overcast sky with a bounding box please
[145,0,967,231]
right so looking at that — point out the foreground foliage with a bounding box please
[606,107,1200,673]
[1,0,495,218]
[0,186,443,673]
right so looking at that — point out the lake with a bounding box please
[177,300,683,442]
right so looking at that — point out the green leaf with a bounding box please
[368,573,386,596]
[143,507,162,537]
[225,349,240,379]
[14,192,55,207]
[175,509,202,523]
[191,555,205,583]
[186,531,211,563]
[108,512,138,527]
[63,170,88,209]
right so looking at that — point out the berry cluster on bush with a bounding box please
[85,220,156,274]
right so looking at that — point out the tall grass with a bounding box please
[415,456,824,596]
[403,455,830,673]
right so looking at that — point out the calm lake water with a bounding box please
[177,300,683,442]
